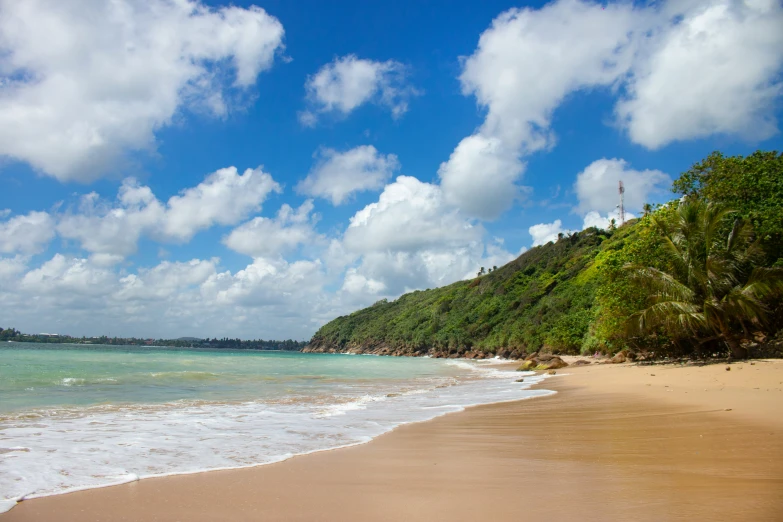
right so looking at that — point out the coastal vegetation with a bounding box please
[306,151,783,360]
[0,328,306,351]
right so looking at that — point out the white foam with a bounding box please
[0,360,552,512]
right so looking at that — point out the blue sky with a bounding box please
[1,0,782,340]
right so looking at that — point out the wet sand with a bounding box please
[3,360,782,521]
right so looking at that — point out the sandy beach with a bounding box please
[3,359,782,521]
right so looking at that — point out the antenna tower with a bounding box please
[618,180,625,225]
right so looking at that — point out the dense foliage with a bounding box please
[309,150,783,359]
[672,150,783,264]
[624,199,783,358]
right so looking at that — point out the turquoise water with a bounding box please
[0,343,551,513]
[0,343,458,414]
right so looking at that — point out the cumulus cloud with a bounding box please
[0,211,55,254]
[343,176,482,254]
[57,166,280,259]
[202,257,326,309]
[300,54,418,125]
[616,0,783,149]
[162,167,281,241]
[529,220,573,247]
[333,177,514,303]
[574,158,670,215]
[440,0,640,219]
[116,259,218,301]
[437,135,524,220]
[223,200,319,258]
[0,0,285,181]
[297,145,400,205]
[440,0,783,219]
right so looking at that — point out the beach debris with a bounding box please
[650,373,656,376]
[547,370,557,375]
[610,351,628,364]
[515,378,525,382]
[726,366,731,371]
[751,362,756,365]
[725,408,732,411]
[572,359,592,366]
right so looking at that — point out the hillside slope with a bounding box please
[305,224,640,359]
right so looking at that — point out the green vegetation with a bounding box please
[0,328,306,351]
[308,150,783,359]
[625,199,783,359]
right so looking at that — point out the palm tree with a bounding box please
[624,198,783,358]
[643,203,652,216]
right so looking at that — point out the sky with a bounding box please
[1,0,782,340]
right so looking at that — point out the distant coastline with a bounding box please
[0,328,306,351]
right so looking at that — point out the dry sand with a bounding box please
[3,359,782,521]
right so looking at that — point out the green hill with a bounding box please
[305,150,783,360]
[305,224,635,359]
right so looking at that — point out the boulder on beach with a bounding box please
[516,355,568,371]
[572,359,591,366]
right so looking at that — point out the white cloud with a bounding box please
[301,54,418,125]
[0,0,285,181]
[57,166,281,258]
[343,176,482,254]
[21,254,116,297]
[617,0,783,149]
[574,158,670,215]
[0,256,27,284]
[440,0,783,219]
[116,259,218,301]
[162,167,281,241]
[224,200,319,258]
[582,210,637,231]
[0,211,55,254]
[529,220,573,247]
[202,257,326,309]
[334,178,514,303]
[297,145,400,205]
[439,0,640,219]
[437,135,524,220]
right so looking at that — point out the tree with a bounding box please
[609,218,616,231]
[672,150,783,263]
[624,198,783,359]
[477,267,486,277]
[643,203,652,216]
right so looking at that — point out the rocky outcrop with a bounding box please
[516,353,569,371]
[571,359,592,366]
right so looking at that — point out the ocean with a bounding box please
[0,343,552,513]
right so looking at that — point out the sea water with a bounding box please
[0,343,553,513]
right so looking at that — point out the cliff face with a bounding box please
[305,226,630,359]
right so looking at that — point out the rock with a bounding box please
[515,378,525,382]
[509,350,521,360]
[517,360,537,371]
[537,354,559,362]
[572,359,591,366]
[541,356,569,370]
[725,366,731,371]
[524,352,539,361]
[547,370,557,375]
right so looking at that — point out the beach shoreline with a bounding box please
[3,359,782,521]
